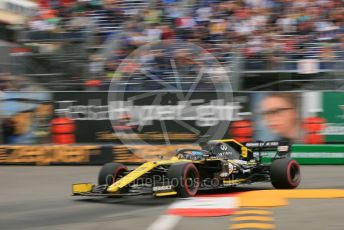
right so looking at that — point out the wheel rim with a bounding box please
[184,165,199,195]
[288,162,300,185]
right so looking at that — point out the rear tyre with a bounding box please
[270,158,301,189]
[98,163,127,185]
[168,162,200,197]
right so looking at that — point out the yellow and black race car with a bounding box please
[72,139,301,198]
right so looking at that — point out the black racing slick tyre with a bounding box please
[270,158,301,189]
[168,162,200,197]
[98,163,127,185]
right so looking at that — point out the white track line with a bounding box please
[146,215,182,230]
[168,197,238,209]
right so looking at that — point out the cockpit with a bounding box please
[175,141,241,161]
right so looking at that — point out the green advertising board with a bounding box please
[262,144,344,165]
[321,92,344,143]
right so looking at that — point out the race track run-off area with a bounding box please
[1,166,344,230]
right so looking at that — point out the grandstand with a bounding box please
[0,0,343,91]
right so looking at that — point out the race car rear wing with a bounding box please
[245,141,291,158]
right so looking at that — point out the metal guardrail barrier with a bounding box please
[19,30,90,42]
[247,79,344,91]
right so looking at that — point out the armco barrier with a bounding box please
[0,145,112,165]
[0,144,198,165]
[0,144,343,165]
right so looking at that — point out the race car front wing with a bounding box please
[72,183,177,197]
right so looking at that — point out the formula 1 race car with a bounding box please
[72,139,301,198]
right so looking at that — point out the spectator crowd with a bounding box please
[19,0,344,89]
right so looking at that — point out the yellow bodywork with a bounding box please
[107,139,253,194]
[223,179,247,185]
[72,183,93,194]
[73,139,254,196]
[107,158,193,193]
[155,191,177,197]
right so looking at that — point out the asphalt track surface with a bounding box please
[1,166,344,230]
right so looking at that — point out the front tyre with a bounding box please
[98,163,127,185]
[270,158,301,189]
[168,162,200,197]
